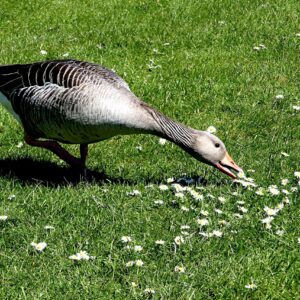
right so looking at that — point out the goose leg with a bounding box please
[24,134,82,168]
[79,143,89,178]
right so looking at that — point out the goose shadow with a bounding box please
[0,157,227,187]
[0,157,134,187]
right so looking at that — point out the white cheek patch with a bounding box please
[0,91,21,124]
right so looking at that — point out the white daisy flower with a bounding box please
[206,126,217,134]
[175,192,185,198]
[180,225,190,230]
[44,225,55,230]
[199,232,208,237]
[237,201,245,205]
[234,213,244,219]
[218,196,226,204]
[282,189,290,195]
[131,282,138,288]
[264,206,279,216]
[69,254,81,261]
[159,184,168,191]
[16,142,24,148]
[261,216,274,224]
[281,152,289,157]
[8,194,16,201]
[255,187,265,196]
[268,185,280,195]
[283,197,290,204]
[155,240,165,245]
[293,105,300,111]
[174,265,185,273]
[218,220,229,226]
[121,236,132,243]
[144,288,155,294]
[238,206,248,213]
[134,245,143,252]
[276,230,284,236]
[200,210,209,216]
[135,259,144,267]
[154,200,164,205]
[31,242,47,252]
[210,230,223,237]
[281,179,289,186]
[275,94,284,100]
[174,236,185,245]
[214,208,223,214]
[126,190,141,196]
[276,203,284,210]
[294,171,300,178]
[159,138,167,145]
[126,261,135,267]
[167,177,174,183]
[77,250,95,260]
[62,52,69,57]
[245,283,257,289]
[189,190,204,201]
[135,145,142,151]
[0,215,8,221]
[181,206,189,212]
[253,46,261,51]
[291,187,298,192]
[40,50,47,55]
[196,218,209,226]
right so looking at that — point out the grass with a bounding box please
[0,0,299,298]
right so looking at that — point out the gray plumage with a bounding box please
[0,59,242,179]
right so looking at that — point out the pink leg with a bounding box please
[25,135,83,168]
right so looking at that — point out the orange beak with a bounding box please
[215,152,243,179]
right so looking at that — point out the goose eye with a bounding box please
[215,143,220,148]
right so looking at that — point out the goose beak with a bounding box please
[215,152,243,179]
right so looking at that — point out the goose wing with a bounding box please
[0,59,130,98]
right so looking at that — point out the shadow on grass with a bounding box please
[0,157,131,187]
[0,157,226,187]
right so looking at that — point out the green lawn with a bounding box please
[0,0,299,299]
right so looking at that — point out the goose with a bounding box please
[0,59,242,179]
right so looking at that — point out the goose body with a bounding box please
[0,60,242,178]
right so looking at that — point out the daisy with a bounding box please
[159,138,167,145]
[159,184,168,191]
[245,283,257,289]
[180,225,190,230]
[276,230,284,236]
[154,200,164,205]
[125,261,135,267]
[281,179,289,186]
[261,216,274,225]
[126,190,141,196]
[234,213,244,219]
[174,236,185,245]
[167,177,174,183]
[44,225,55,230]
[200,210,209,216]
[281,152,289,157]
[275,94,284,100]
[144,288,155,294]
[218,220,229,226]
[40,50,47,55]
[31,242,47,252]
[175,192,185,198]
[206,126,217,134]
[189,190,203,201]
[264,206,279,216]
[8,195,16,201]
[0,215,8,221]
[196,218,209,226]
[238,206,248,213]
[214,208,223,214]
[134,245,143,252]
[174,265,185,273]
[292,105,300,111]
[210,230,223,237]
[237,201,245,205]
[181,206,189,212]
[268,185,280,195]
[255,187,265,196]
[294,171,300,178]
[218,196,226,204]
[155,240,165,245]
[135,259,144,267]
[121,236,132,243]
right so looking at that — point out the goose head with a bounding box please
[190,131,243,179]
